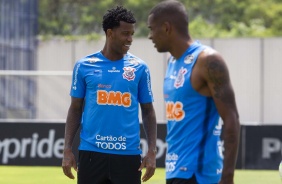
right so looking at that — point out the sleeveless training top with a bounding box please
[70,51,154,155]
[164,41,223,183]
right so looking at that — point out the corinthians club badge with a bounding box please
[123,67,136,81]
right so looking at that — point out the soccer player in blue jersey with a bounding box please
[147,0,240,184]
[62,6,157,184]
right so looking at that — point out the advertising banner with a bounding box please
[0,122,167,167]
[242,125,282,169]
[0,123,65,166]
[1,122,281,169]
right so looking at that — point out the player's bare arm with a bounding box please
[62,97,84,179]
[199,49,240,183]
[139,102,157,182]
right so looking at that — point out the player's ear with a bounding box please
[163,21,171,34]
[106,29,113,38]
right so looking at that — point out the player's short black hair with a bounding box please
[102,6,136,33]
[149,0,188,35]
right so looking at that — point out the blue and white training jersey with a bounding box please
[70,51,154,155]
[164,41,223,183]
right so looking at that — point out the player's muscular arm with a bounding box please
[64,97,83,150]
[139,103,157,182]
[203,50,240,184]
[62,97,84,179]
[140,103,157,153]
[205,52,233,103]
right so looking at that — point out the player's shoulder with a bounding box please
[198,47,224,65]
[126,52,148,66]
[196,47,229,79]
[76,51,103,65]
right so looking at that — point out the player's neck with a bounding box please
[101,48,124,61]
[170,39,193,59]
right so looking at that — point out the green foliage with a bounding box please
[38,0,282,38]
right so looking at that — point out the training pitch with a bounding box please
[0,166,281,184]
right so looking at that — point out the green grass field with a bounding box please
[0,166,281,184]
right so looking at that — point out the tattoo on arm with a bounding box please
[206,57,233,104]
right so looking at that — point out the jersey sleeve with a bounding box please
[138,65,154,103]
[70,61,86,98]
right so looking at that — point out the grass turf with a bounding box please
[0,166,281,184]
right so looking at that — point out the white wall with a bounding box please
[263,38,282,124]
[36,37,282,125]
[214,38,262,124]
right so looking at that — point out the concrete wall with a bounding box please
[36,37,282,125]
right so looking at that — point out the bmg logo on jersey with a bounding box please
[166,101,185,121]
[97,90,131,107]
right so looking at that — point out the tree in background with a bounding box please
[39,0,282,38]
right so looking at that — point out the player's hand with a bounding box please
[139,150,156,182]
[219,179,234,184]
[219,172,234,184]
[62,148,77,179]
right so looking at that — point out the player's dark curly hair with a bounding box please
[102,6,136,33]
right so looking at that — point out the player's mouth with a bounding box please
[123,44,131,50]
[151,41,156,47]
